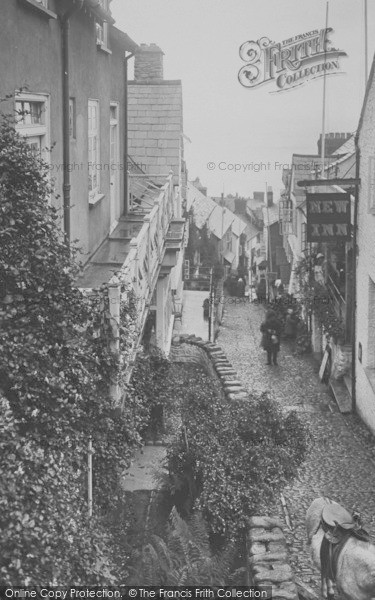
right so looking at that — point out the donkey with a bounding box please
[306,497,375,600]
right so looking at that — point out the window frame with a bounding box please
[18,0,57,19]
[15,92,50,164]
[88,99,101,204]
[96,19,111,53]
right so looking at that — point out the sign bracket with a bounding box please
[297,178,360,188]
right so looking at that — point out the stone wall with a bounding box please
[169,340,220,384]
[247,516,299,600]
[170,334,248,401]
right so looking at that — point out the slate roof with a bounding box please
[187,182,217,229]
[262,203,280,226]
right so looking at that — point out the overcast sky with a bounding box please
[112,0,375,198]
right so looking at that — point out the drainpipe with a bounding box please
[351,137,360,413]
[124,52,134,215]
[60,0,84,245]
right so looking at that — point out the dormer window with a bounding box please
[96,21,106,45]
[36,0,48,6]
[96,20,111,53]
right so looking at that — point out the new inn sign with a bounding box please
[306,193,351,242]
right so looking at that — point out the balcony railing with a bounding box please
[326,274,346,324]
[114,173,183,335]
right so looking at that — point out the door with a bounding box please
[110,103,119,228]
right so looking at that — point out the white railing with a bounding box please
[111,173,177,336]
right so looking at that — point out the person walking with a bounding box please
[237,277,245,298]
[260,309,282,366]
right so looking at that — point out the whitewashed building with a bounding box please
[355,57,375,434]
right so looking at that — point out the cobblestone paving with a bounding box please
[218,299,375,595]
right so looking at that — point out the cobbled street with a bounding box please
[218,298,375,595]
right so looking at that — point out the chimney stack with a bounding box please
[317,132,352,156]
[134,43,164,82]
[193,177,207,197]
[266,186,273,207]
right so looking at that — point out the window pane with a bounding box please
[110,105,117,120]
[88,101,100,196]
[30,102,42,124]
[27,137,41,156]
[23,102,31,125]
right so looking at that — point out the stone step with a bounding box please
[249,551,288,564]
[225,386,246,394]
[329,377,352,413]
[227,392,248,400]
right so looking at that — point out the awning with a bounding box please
[223,250,235,264]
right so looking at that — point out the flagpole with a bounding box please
[321,1,329,175]
[364,0,368,86]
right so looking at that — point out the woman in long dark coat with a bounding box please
[260,309,282,366]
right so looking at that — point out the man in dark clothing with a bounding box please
[260,309,282,365]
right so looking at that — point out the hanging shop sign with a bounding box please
[306,193,351,242]
[238,28,347,93]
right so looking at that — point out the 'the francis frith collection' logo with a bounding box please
[238,28,347,92]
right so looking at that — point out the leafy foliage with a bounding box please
[129,508,235,585]
[126,348,173,440]
[0,114,139,583]
[295,257,345,342]
[165,368,310,541]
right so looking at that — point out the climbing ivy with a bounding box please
[294,257,345,342]
[0,110,140,583]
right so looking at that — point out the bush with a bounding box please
[166,370,310,541]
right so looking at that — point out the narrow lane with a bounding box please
[218,299,375,592]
